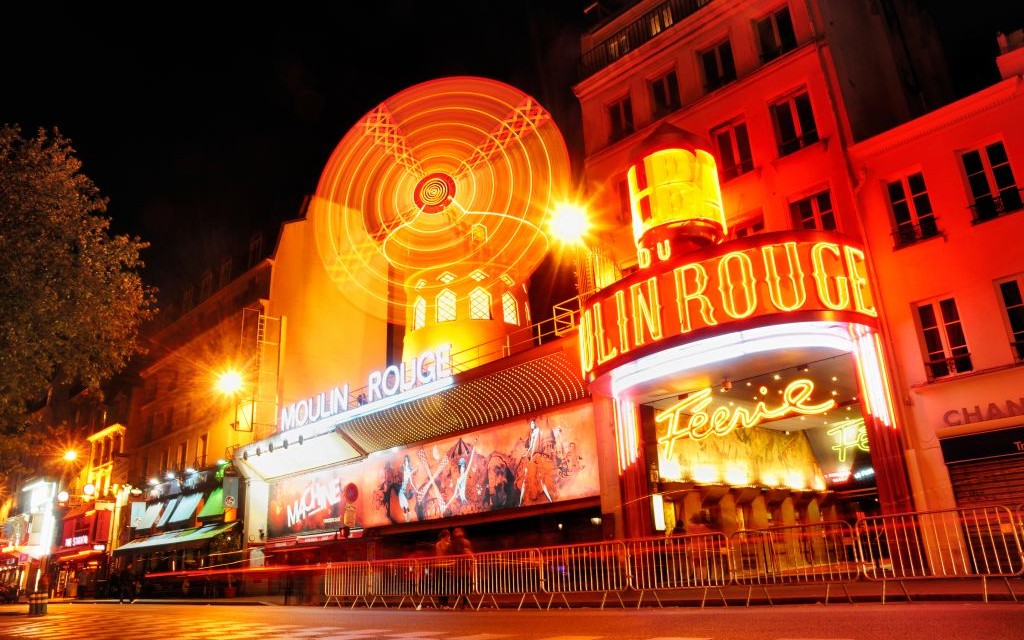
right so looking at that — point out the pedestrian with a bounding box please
[434,529,452,608]
[449,527,473,608]
[117,567,132,604]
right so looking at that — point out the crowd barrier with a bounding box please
[313,505,1023,609]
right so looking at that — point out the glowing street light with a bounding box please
[62,449,78,463]
[216,368,251,432]
[549,201,590,246]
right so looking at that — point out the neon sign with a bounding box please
[657,379,835,457]
[579,234,877,379]
[827,418,869,462]
[280,344,452,431]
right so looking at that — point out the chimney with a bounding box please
[996,30,1024,79]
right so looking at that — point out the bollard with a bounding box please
[27,592,40,616]
[38,591,48,615]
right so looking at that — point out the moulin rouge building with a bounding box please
[126,0,1023,570]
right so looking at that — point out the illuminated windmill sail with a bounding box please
[310,76,572,370]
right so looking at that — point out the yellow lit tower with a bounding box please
[310,76,572,370]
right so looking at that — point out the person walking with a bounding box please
[434,529,452,608]
[117,567,134,604]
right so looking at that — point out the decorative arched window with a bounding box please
[436,289,457,322]
[502,292,519,325]
[469,287,491,320]
[413,296,426,329]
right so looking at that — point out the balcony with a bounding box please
[892,218,940,248]
[925,353,973,381]
[970,188,1023,223]
[579,0,714,80]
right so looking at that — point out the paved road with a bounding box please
[1,602,1022,639]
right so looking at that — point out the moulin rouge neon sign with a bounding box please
[657,379,835,457]
[578,235,878,380]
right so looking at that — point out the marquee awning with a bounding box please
[134,503,163,530]
[113,521,238,554]
[168,492,203,524]
[197,488,224,519]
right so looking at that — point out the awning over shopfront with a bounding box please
[135,502,163,530]
[197,488,224,519]
[156,497,181,528]
[168,492,203,524]
[113,521,238,555]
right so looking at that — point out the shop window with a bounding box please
[961,141,1022,222]
[469,287,491,320]
[917,297,972,380]
[413,296,426,330]
[755,5,797,62]
[649,69,681,118]
[608,95,634,143]
[789,189,836,231]
[502,292,519,325]
[436,289,457,322]
[731,213,765,239]
[700,39,736,91]
[712,119,753,181]
[997,276,1024,363]
[886,172,938,246]
[770,90,818,156]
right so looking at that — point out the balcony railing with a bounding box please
[925,353,973,381]
[777,130,819,157]
[969,188,1023,223]
[1012,340,1024,364]
[892,218,940,248]
[579,0,714,80]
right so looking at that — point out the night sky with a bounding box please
[2,1,1020,302]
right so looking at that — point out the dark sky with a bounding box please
[3,2,1020,302]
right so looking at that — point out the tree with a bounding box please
[0,124,157,453]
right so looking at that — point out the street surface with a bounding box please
[0,602,1022,640]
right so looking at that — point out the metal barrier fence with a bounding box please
[626,532,730,608]
[730,521,859,605]
[855,505,1024,602]
[538,540,629,609]
[314,507,1024,609]
[323,562,370,608]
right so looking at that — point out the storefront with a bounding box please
[939,423,1024,509]
[50,503,112,598]
[577,129,911,538]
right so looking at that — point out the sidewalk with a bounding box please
[44,577,1019,608]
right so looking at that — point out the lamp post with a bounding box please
[216,369,248,432]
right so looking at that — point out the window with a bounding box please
[436,289,457,322]
[502,292,519,325]
[617,180,631,223]
[469,287,491,320]
[756,5,797,62]
[218,257,232,287]
[648,4,674,36]
[886,172,938,246]
[159,449,169,474]
[182,286,194,311]
[790,190,836,231]
[961,141,1022,222]
[770,90,818,156]
[917,298,972,379]
[413,296,426,330]
[199,434,209,467]
[177,441,188,470]
[164,406,174,435]
[199,270,213,300]
[649,70,680,118]
[700,40,736,91]
[607,32,629,61]
[731,213,765,239]
[248,233,263,269]
[608,96,634,142]
[997,276,1024,363]
[712,120,753,180]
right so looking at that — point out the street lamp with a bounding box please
[216,369,251,432]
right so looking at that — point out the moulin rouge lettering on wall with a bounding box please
[279,344,452,431]
[657,379,835,457]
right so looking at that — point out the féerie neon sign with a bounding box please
[657,379,835,456]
